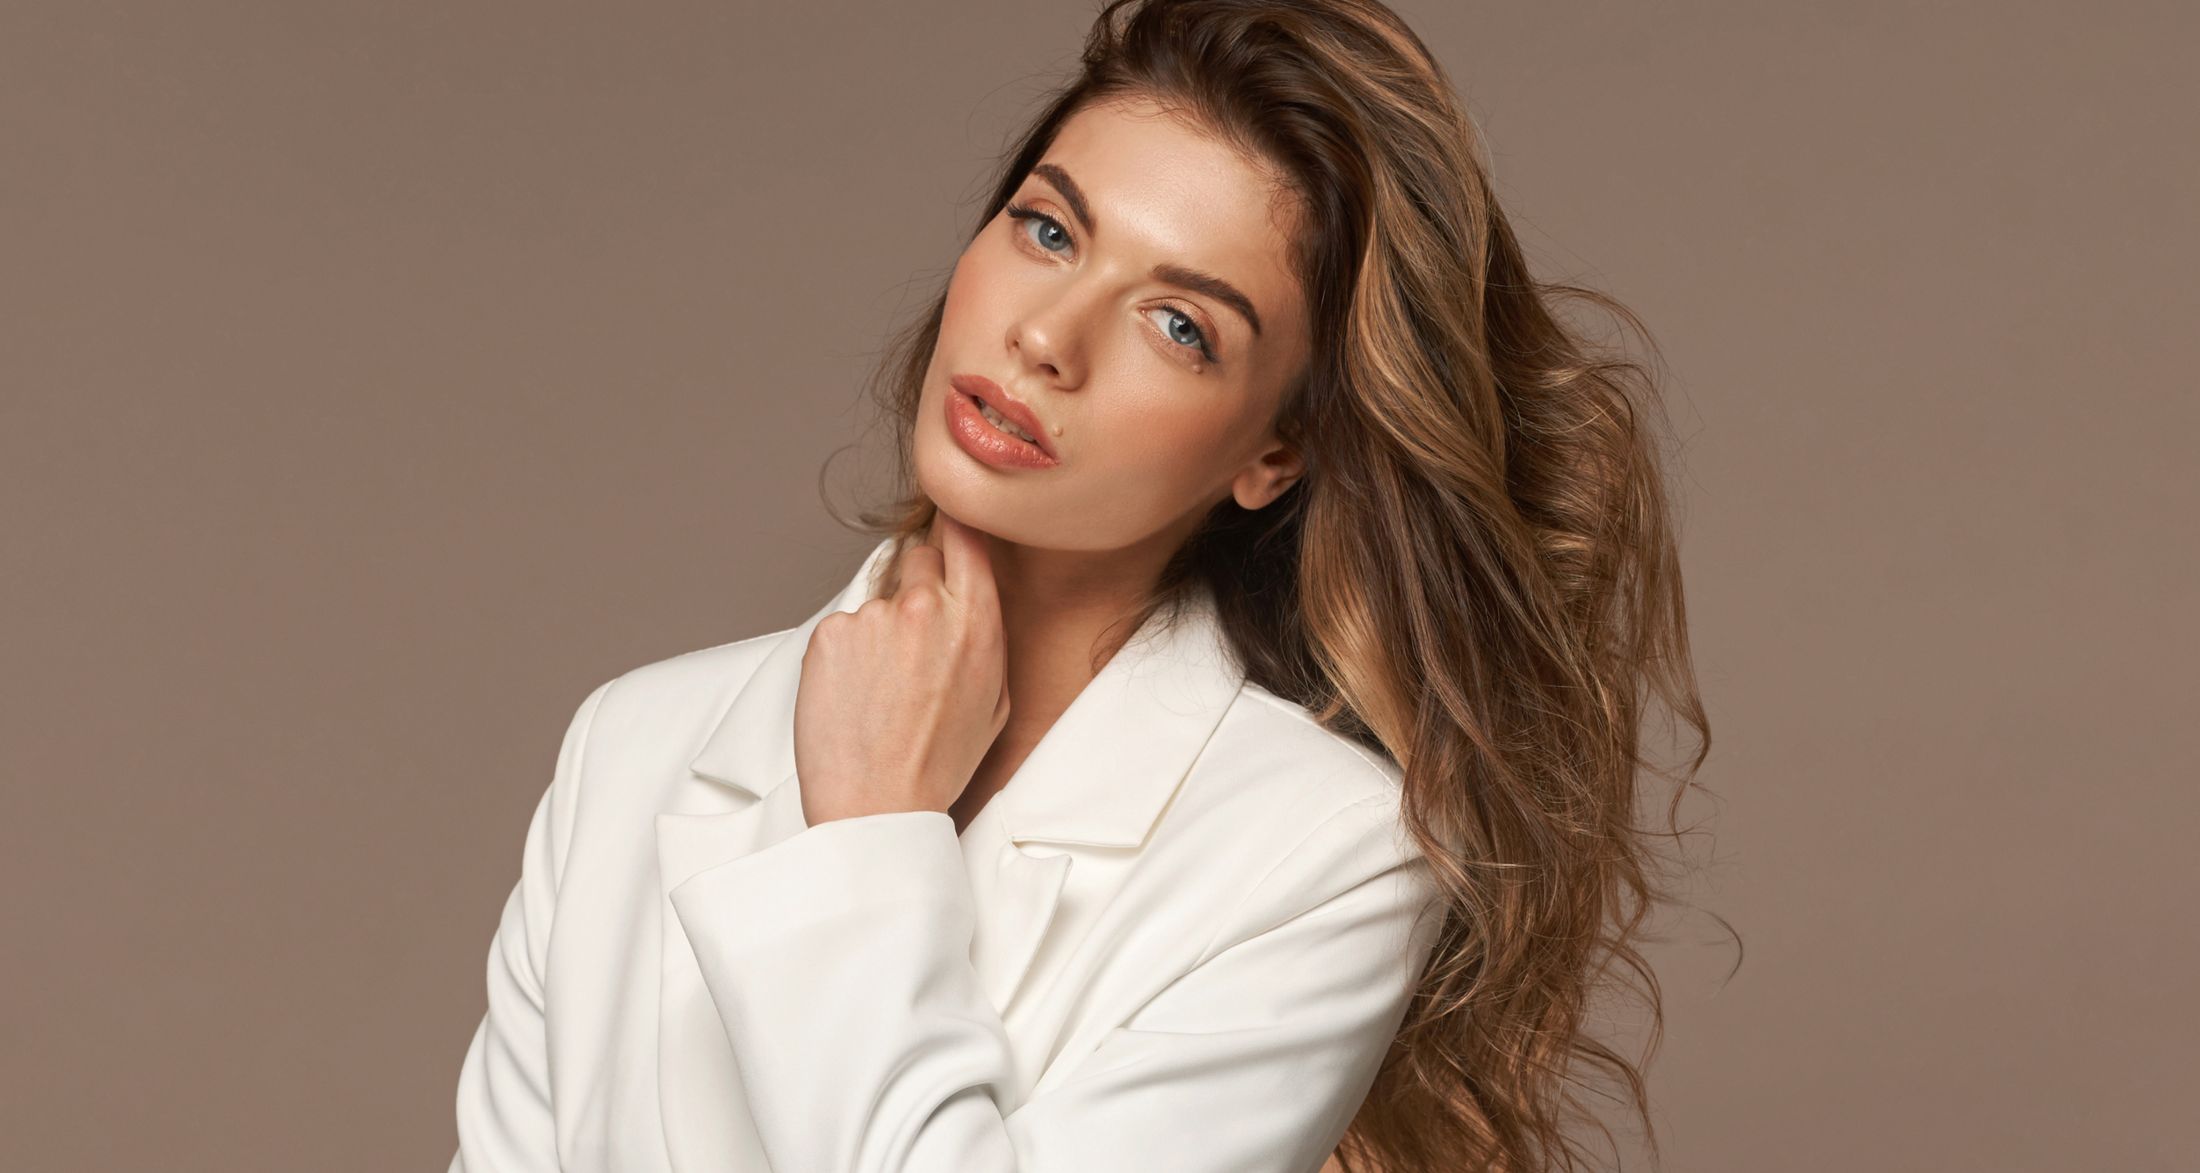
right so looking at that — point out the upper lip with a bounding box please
[950,373,1057,458]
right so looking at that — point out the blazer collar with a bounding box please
[687,536,1246,849]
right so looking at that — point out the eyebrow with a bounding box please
[1030,162,1265,339]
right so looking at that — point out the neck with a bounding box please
[917,509,1197,720]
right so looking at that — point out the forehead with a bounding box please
[1030,98,1304,316]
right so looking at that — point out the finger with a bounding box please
[935,510,999,615]
[898,539,944,597]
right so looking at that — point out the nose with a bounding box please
[1006,287,1091,391]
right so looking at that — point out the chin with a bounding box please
[914,455,1019,545]
[910,415,1159,554]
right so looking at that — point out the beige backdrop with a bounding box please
[4,2,2193,1169]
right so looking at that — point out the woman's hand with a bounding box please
[791,510,1011,828]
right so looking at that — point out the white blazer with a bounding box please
[448,536,1444,1172]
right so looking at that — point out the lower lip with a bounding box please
[945,387,1060,470]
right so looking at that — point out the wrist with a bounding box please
[801,792,937,828]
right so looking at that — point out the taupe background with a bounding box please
[4,2,2192,1169]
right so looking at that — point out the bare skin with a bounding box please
[795,93,1315,831]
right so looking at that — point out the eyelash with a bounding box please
[1002,201,1221,365]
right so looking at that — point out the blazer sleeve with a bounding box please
[447,678,614,1173]
[666,789,1442,1173]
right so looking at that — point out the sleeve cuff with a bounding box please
[662,808,1012,1171]
[667,807,972,956]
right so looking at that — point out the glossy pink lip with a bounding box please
[949,374,1056,460]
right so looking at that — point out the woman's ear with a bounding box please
[1231,438,1306,511]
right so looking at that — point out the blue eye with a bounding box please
[1002,200,1221,366]
[1148,307,1215,361]
[1005,203,1073,254]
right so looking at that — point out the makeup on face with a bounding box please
[945,373,1062,470]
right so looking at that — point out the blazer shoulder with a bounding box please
[1171,692,1432,977]
[1228,680,1404,803]
[1152,681,1411,914]
[551,625,798,786]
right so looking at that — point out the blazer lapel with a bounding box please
[965,571,1245,1014]
[653,535,1247,1157]
[653,538,895,1168]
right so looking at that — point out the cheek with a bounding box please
[1030,399,1250,543]
[1086,393,1249,495]
[940,242,1018,340]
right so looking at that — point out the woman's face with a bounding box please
[914,96,1312,556]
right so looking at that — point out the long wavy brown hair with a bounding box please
[821,1,1726,1168]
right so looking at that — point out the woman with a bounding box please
[448,1,1712,1170]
